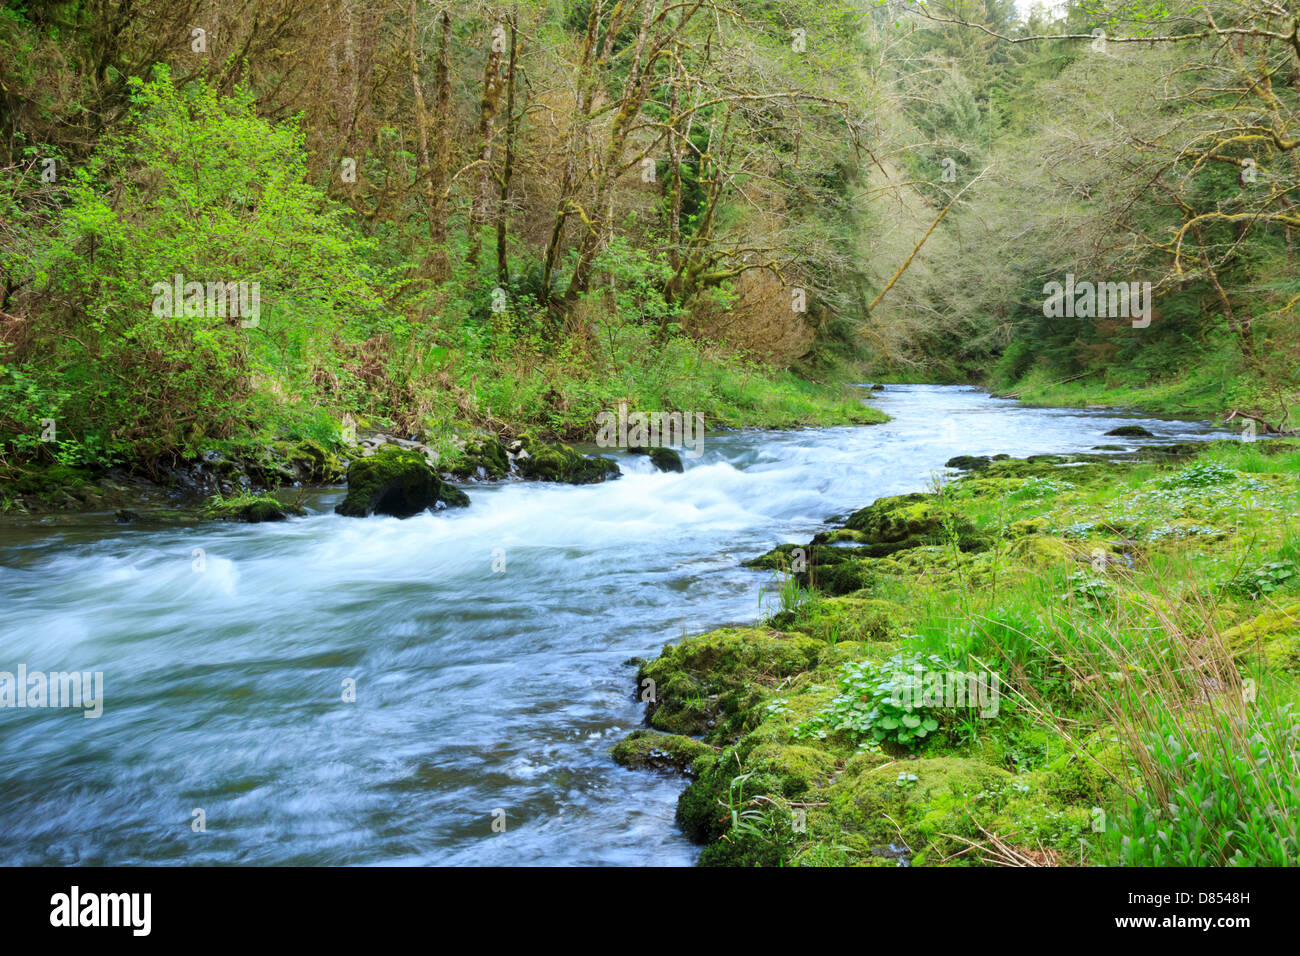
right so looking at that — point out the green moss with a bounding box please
[842,493,983,553]
[822,755,1015,861]
[202,492,306,522]
[610,730,715,775]
[514,435,619,484]
[1222,603,1300,668]
[450,436,510,480]
[335,446,468,518]
[772,595,911,642]
[640,627,824,738]
[279,438,344,482]
[1007,534,1071,568]
[1008,518,1049,537]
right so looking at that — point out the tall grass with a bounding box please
[1029,585,1300,866]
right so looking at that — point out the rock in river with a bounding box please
[335,447,470,518]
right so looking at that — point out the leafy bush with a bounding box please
[1112,706,1300,866]
[15,69,395,459]
[1157,462,1237,489]
[1224,560,1298,599]
[795,652,950,748]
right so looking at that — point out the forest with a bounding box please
[0,0,1297,878]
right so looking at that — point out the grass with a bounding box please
[657,438,1300,866]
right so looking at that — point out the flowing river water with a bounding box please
[0,385,1228,865]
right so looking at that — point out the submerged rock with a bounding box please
[611,730,714,775]
[945,455,992,471]
[204,493,307,522]
[1105,424,1155,438]
[335,447,469,518]
[628,446,685,473]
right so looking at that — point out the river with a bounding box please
[0,385,1227,865]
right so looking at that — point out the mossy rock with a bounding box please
[306,439,345,482]
[1007,534,1071,568]
[1008,518,1049,537]
[980,456,1112,483]
[842,493,985,556]
[611,730,714,775]
[514,436,620,484]
[649,447,684,473]
[742,542,803,571]
[203,493,307,522]
[1136,442,1203,460]
[745,743,837,798]
[822,755,1015,860]
[437,483,471,508]
[1105,425,1155,438]
[335,447,468,518]
[274,439,344,483]
[640,627,824,738]
[771,595,909,642]
[946,455,993,471]
[1222,603,1300,668]
[677,745,811,853]
[450,437,510,480]
[627,446,685,473]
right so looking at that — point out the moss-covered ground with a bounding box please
[618,439,1300,866]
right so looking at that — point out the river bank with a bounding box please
[616,428,1300,866]
[0,378,886,520]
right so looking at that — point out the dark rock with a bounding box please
[627,446,684,473]
[945,455,992,471]
[513,436,620,484]
[436,483,471,508]
[1105,425,1155,438]
[335,447,468,518]
[449,436,509,480]
[115,509,138,523]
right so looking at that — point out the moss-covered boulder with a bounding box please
[946,455,993,471]
[513,436,620,484]
[1222,603,1300,668]
[1105,425,1154,438]
[449,437,510,480]
[770,595,910,642]
[1007,534,1071,568]
[639,627,824,738]
[203,493,307,522]
[628,446,685,473]
[842,493,984,555]
[274,439,345,483]
[611,730,715,775]
[335,447,470,518]
[822,755,1015,860]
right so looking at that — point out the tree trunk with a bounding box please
[495,13,518,285]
